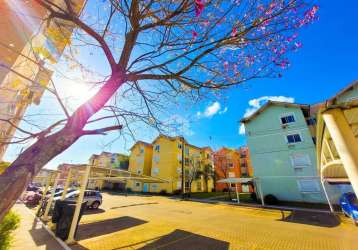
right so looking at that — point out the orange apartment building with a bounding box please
[214,147,254,193]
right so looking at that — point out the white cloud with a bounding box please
[239,124,246,135]
[219,107,228,114]
[239,95,295,135]
[197,102,228,118]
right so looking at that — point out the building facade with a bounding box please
[317,81,358,206]
[214,147,254,193]
[0,0,85,160]
[241,101,326,203]
[89,152,129,189]
[128,141,153,192]
[89,152,129,170]
[148,135,214,194]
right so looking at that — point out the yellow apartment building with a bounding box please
[148,135,214,194]
[127,141,153,192]
[89,152,130,189]
[0,0,85,160]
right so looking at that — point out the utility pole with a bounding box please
[181,137,185,199]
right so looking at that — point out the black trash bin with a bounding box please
[52,200,87,240]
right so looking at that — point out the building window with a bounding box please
[230,183,236,188]
[135,182,141,187]
[154,145,160,152]
[286,134,302,144]
[290,153,311,168]
[196,182,202,191]
[153,167,159,175]
[297,179,320,193]
[139,147,144,154]
[178,143,182,149]
[228,163,234,168]
[184,158,189,166]
[185,148,189,155]
[151,184,158,191]
[280,114,295,125]
[137,169,142,174]
[153,155,160,163]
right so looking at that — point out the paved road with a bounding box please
[72,193,358,250]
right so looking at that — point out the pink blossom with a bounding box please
[192,31,198,39]
[195,0,205,17]
[231,27,238,37]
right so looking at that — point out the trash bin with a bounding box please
[53,200,87,240]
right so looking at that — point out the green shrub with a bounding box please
[159,189,167,196]
[0,211,20,250]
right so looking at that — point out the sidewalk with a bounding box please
[11,202,66,250]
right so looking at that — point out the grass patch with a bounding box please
[0,211,20,250]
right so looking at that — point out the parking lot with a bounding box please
[69,192,358,250]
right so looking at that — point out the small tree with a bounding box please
[197,163,215,192]
[214,153,233,199]
[185,155,202,197]
[0,0,318,220]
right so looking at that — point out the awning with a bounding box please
[217,177,253,184]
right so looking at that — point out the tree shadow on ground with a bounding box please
[122,229,229,250]
[76,216,147,241]
[278,210,340,227]
[110,202,158,210]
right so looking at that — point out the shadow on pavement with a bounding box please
[76,216,147,240]
[137,229,230,250]
[83,208,106,215]
[278,210,340,227]
[29,220,63,250]
[110,202,158,209]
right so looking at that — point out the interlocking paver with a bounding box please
[71,193,358,250]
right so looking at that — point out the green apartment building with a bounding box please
[242,81,358,205]
[241,101,326,203]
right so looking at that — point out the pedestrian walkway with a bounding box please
[11,202,66,250]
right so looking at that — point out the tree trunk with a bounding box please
[0,74,125,221]
[0,127,80,220]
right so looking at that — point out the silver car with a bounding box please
[65,190,102,209]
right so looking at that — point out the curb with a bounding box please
[185,197,334,214]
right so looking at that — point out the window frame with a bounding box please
[297,179,321,193]
[290,153,311,168]
[286,133,303,144]
[280,113,296,125]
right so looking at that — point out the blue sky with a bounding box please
[4,1,358,169]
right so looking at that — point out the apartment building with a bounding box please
[241,101,326,203]
[214,147,254,193]
[127,141,153,192]
[0,0,85,160]
[148,135,214,194]
[89,152,129,170]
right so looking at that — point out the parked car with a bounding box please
[66,190,102,209]
[340,192,358,225]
